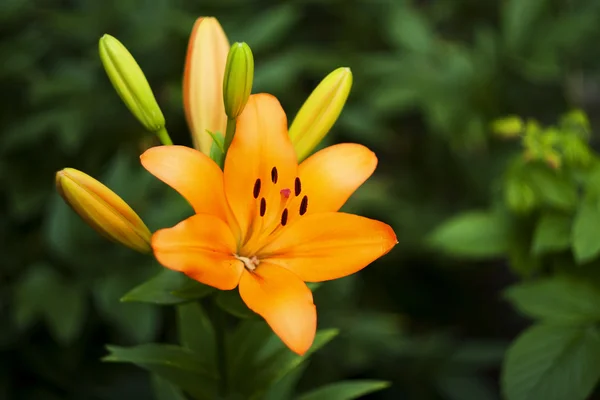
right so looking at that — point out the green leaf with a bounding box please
[13,264,86,345]
[44,282,86,345]
[531,212,572,255]
[386,4,434,53]
[208,130,225,169]
[296,380,390,400]
[502,0,549,51]
[263,363,308,400]
[121,269,214,305]
[573,192,600,264]
[151,374,187,400]
[501,324,600,400]
[505,277,600,323]
[429,211,510,258]
[177,302,216,370]
[94,275,161,343]
[216,290,255,319]
[525,165,577,211]
[104,344,217,400]
[250,329,339,399]
[171,280,216,301]
[237,3,299,53]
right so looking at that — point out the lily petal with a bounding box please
[238,263,316,355]
[260,212,397,282]
[298,143,377,214]
[224,94,298,242]
[141,145,228,222]
[152,214,243,290]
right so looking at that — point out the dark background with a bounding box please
[2,0,600,398]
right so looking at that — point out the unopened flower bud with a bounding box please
[99,34,165,132]
[183,17,230,154]
[289,67,353,161]
[223,42,254,119]
[56,168,151,253]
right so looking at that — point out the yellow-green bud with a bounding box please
[491,116,523,138]
[99,34,165,132]
[223,42,254,119]
[56,168,152,253]
[289,67,353,161]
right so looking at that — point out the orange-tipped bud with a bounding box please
[56,168,151,253]
[183,17,230,154]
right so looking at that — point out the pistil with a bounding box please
[235,254,260,271]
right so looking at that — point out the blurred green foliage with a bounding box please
[3,0,600,399]
[430,111,600,400]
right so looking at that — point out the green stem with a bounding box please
[211,300,228,396]
[223,117,236,154]
[155,126,173,146]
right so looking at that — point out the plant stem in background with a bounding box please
[210,300,228,396]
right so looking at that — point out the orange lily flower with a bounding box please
[140,94,397,355]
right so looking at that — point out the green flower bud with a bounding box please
[223,42,254,119]
[99,34,165,132]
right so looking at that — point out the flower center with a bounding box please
[240,165,310,258]
[235,254,260,271]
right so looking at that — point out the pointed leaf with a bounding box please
[296,380,390,400]
[171,279,216,301]
[522,164,577,211]
[263,363,308,400]
[505,277,600,323]
[216,289,255,319]
[531,212,571,255]
[573,192,600,264]
[177,302,216,370]
[502,324,600,400]
[250,329,339,398]
[151,374,187,400]
[44,282,86,345]
[104,344,217,400]
[429,211,510,258]
[121,269,214,305]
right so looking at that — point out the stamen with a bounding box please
[253,179,261,199]
[281,208,289,226]
[260,198,267,216]
[299,195,308,216]
[294,177,302,196]
[271,167,278,184]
